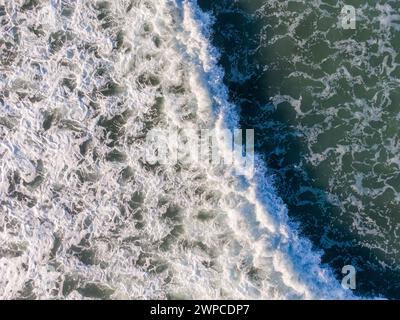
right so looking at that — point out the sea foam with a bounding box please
[0,0,354,299]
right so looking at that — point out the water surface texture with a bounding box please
[1,0,396,300]
[198,0,400,298]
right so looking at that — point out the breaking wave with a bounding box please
[0,0,354,299]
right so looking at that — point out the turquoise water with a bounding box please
[199,0,400,298]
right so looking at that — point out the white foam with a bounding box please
[0,0,355,299]
[178,0,356,299]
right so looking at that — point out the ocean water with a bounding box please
[0,0,394,300]
[198,0,400,298]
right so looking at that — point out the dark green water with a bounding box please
[199,0,400,298]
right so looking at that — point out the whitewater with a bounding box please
[0,0,354,299]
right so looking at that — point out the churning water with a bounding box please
[0,0,397,300]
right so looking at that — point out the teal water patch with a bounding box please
[198,0,400,298]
